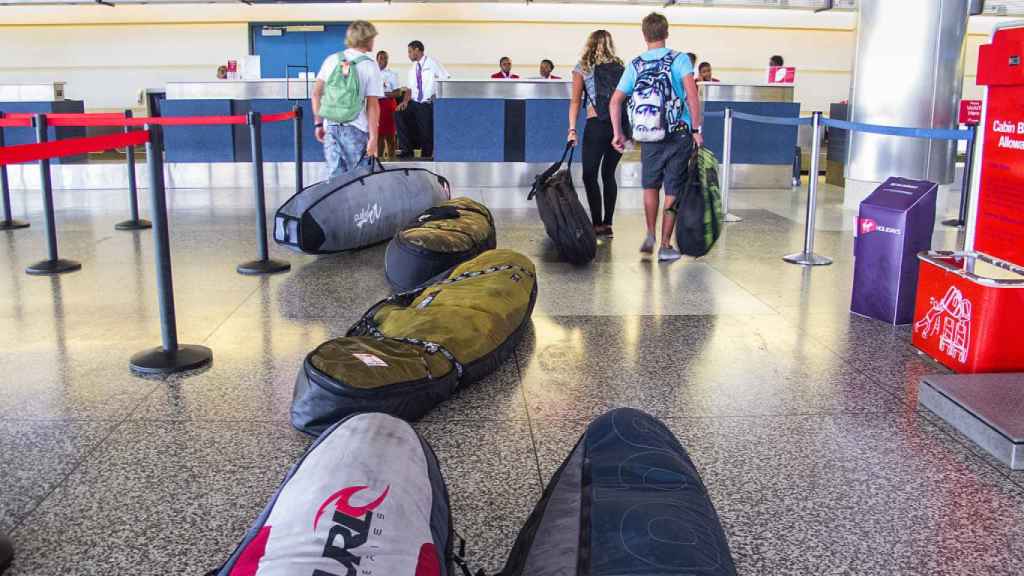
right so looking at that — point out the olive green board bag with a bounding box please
[291,249,537,435]
[384,198,497,293]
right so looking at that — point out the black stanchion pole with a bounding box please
[293,105,303,194]
[26,114,80,275]
[129,124,212,375]
[0,112,30,231]
[237,111,290,275]
[944,123,977,230]
[115,109,152,231]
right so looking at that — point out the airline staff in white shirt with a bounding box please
[396,40,450,159]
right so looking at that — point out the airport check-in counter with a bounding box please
[434,80,585,163]
[0,82,86,163]
[700,82,800,189]
[163,80,321,163]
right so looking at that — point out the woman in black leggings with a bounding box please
[569,30,624,237]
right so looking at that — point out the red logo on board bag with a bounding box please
[313,485,390,576]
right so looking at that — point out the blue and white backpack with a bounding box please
[627,50,685,143]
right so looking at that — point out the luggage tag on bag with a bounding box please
[353,353,389,367]
[417,291,439,309]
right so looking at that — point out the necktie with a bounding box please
[416,62,423,102]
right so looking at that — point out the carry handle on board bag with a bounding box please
[528,141,575,201]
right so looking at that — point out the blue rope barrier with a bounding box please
[732,111,812,126]
[699,109,973,142]
[821,117,973,141]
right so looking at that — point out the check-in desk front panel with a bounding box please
[435,80,585,163]
[0,99,86,164]
[163,81,323,163]
[700,83,799,188]
[702,100,801,164]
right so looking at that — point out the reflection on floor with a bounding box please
[1,178,1022,576]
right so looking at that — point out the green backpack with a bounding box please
[319,52,371,124]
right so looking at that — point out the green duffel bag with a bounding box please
[384,198,497,292]
[292,249,538,435]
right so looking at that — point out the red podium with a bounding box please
[912,24,1024,373]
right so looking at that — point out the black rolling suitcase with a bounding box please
[528,143,596,265]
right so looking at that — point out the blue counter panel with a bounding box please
[162,99,237,163]
[0,101,86,164]
[703,101,800,165]
[245,99,324,163]
[525,100,584,163]
[435,99,505,162]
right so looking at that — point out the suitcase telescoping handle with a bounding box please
[528,141,575,200]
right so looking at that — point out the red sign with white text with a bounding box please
[767,66,795,84]
[959,99,982,124]
[974,85,1024,267]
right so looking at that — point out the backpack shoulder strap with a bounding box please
[661,50,680,68]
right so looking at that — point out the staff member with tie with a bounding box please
[396,40,450,160]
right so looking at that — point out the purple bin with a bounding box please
[851,177,938,325]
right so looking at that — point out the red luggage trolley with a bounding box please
[913,22,1024,373]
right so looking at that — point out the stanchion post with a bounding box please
[237,111,290,275]
[26,114,81,275]
[129,124,212,375]
[115,109,152,231]
[721,108,742,223]
[293,105,303,194]
[0,112,30,230]
[783,111,832,267]
[943,123,977,230]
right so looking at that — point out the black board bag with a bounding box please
[499,408,737,576]
[528,143,597,265]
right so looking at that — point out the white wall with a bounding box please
[0,24,246,109]
[0,4,1009,113]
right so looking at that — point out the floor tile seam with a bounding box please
[818,345,923,411]
[914,408,1024,493]
[526,409,908,423]
[515,347,547,493]
[769,312,923,411]
[200,283,262,344]
[124,416,294,424]
[6,376,164,536]
[529,311,782,319]
[0,417,127,423]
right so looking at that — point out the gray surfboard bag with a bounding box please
[274,159,451,254]
[209,412,457,576]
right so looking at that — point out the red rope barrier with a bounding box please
[0,110,294,128]
[0,116,32,128]
[261,110,298,123]
[44,114,247,127]
[0,130,149,166]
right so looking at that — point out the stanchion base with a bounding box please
[722,212,744,223]
[237,258,291,276]
[115,219,152,231]
[26,258,82,276]
[941,218,965,229]
[130,344,213,375]
[0,219,30,230]
[783,252,833,266]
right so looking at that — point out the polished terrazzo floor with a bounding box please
[1,177,1023,575]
